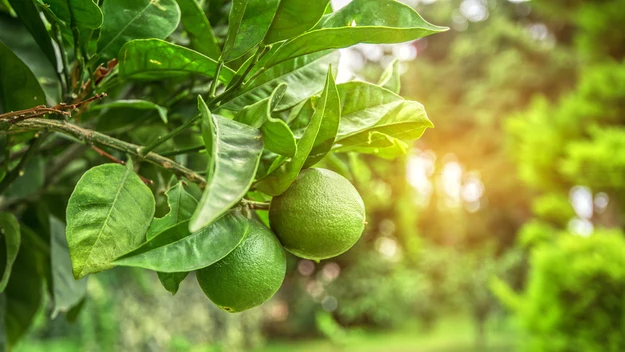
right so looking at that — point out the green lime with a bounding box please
[196,219,286,313]
[269,168,366,260]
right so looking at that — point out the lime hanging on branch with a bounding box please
[196,219,286,313]
[269,168,366,261]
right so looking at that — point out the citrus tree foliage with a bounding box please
[0,0,445,347]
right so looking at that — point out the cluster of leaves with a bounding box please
[492,231,625,352]
[493,1,625,350]
[0,0,445,347]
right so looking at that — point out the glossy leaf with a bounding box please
[49,216,87,318]
[114,211,250,272]
[378,58,401,94]
[0,40,46,112]
[221,50,339,113]
[262,0,447,68]
[66,160,155,279]
[146,182,197,240]
[9,0,58,69]
[119,39,235,82]
[0,213,20,293]
[234,83,297,157]
[334,131,409,159]
[265,0,329,44]
[147,182,197,294]
[221,0,281,61]
[42,0,103,51]
[97,0,181,60]
[304,71,340,167]
[92,99,169,128]
[334,82,433,148]
[157,271,188,295]
[189,96,263,232]
[255,69,336,195]
[176,0,220,59]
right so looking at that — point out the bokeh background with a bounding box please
[12,0,625,351]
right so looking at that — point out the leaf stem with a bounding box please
[139,114,201,156]
[208,61,224,99]
[241,199,271,210]
[8,119,207,188]
[160,145,205,157]
[51,22,71,97]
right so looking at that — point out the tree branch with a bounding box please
[8,119,207,188]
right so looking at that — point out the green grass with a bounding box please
[15,315,520,352]
[255,316,519,352]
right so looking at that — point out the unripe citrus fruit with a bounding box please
[196,219,286,313]
[269,168,366,260]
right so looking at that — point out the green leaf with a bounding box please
[175,0,220,59]
[157,271,188,295]
[265,0,329,44]
[334,131,409,159]
[234,83,297,157]
[114,211,249,272]
[304,72,340,167]
[0,294,6,350]
[3,226,43,347]
[378,58,401,94]
[97,0,181,60]
[146,182,196,294]
[118,39,235,82]
[255,69,336,196]
[41,0,103,51]
[0,40,46,112]
[0,213,20,293]
[221,0,281,61]
[146,182,197,240]
[189,96,263,232]
[66,160,155,279]
[262,0,447,68]
[49,216,87,318]
[5,155,44,199]
[221,50,339,113]
[92,100,169,131]
[8,0,58,70]
[334,82,433,147]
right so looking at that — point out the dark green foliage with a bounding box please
[0,0,443,345]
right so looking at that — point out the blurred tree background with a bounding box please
[6,0,625,351]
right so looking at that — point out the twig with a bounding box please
[91,146,154,185]
[0,93,107,123]
[9,118,207,188]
